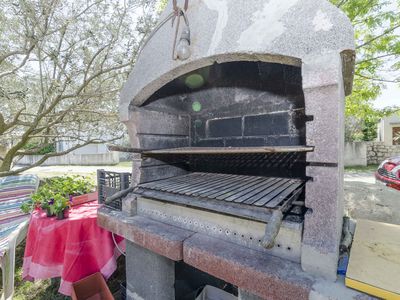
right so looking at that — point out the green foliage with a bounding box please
[48,176,94,197]
[329,0,400,140]
[20,200,34,214]
[361,119,378,141]
[22,176,94,214]
[22,142,56,155]
[52,194,70,214]
[157,0,168,12]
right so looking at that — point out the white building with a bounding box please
[377,114,400,145]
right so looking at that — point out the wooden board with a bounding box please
[346,219,400,299]
[143,146,314,155]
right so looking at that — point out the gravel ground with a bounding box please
[345,172,400,225]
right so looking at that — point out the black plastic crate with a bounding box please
[97,169,132,210]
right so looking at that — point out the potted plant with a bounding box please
[31,187,56,217]
[53,194,70,220]
[21,175,95,219]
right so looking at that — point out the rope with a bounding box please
[137,0,190,60]
[172,9,182,59]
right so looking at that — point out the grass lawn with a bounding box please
[344,164,379,173]
[22,162,132,183]
[0,240,125,299]
[1,165,129,298]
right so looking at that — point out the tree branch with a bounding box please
[0,43,37,79]
[355,73,400,83]
[356,53,399,64]
[357,23,400,49]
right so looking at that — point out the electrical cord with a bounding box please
[112,232,126,256]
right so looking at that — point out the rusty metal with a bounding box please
[106,144,144,153]
[262,186,304,248]
[137,172,305,248]
[104,186,135,205]
[138,172,304,210]
[143,146,314,155]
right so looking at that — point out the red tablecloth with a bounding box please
[22,202,124,296]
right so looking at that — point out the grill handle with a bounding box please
[261,210,283,249]
[104,186,135,205]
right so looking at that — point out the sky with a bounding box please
[369,1,399,110]
[374,83,400,109]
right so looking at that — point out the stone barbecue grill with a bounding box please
[98,0,356,299]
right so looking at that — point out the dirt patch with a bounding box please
[345,172,400,225]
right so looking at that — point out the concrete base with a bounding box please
[126,241,175,300]
[98,208,371,300]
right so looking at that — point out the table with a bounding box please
[22,202,124,296]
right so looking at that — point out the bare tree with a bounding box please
[0,0,157,176]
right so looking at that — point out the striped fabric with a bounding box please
[0,174,39,257]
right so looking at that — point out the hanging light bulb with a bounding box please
[176,25,191,61]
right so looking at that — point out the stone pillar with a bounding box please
[126,241,176,300]
[301,54,345,281]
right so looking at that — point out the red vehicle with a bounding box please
[376,156,400,191]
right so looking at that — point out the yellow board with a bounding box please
[346,219,400,299]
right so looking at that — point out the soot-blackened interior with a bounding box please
[143,61,307,178]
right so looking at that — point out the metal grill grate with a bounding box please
[138,172,304,209]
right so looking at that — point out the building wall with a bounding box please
[17,152,119,166]
[377,115,400,146]
[344,141,400,166]
[56,142,109,154]
[344,142,367,166]
[367,142,400,165]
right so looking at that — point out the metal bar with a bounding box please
[262,210,283,249]
[261,181,303,208]
[251,180,297,207]
[243,179,291,205]
[227,178,277,202]
[182,174,239,195]
[107,144,144,153]
[144,146,314,155]
[159,174,211,192]
[143,173,206,191]
[206,175,262,199]
[215,176,264,201]
[174,173,236,194]
[233,178,281,203]
[194,175,254,198]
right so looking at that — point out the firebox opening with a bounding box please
[175,261,238,299]
[140,60,307,179]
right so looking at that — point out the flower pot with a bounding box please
[56,211,65,220]
[71,272,113,300]
[63,207,70,218]
[71,192,97,206]
[46,208,54,217]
